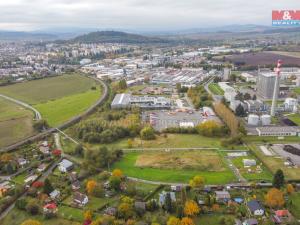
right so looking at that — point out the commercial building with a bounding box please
[256,72,277,99]
[111,93,171,109]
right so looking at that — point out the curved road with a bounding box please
[0,94,42,120]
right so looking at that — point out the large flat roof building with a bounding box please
[256,72,277,99]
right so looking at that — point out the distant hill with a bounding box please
[0,31,58,41]
[71,31,169,44]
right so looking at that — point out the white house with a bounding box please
[50,189,60,200]
[58,159,74,173]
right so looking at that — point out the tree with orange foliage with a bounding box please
[112,169,123,177]
[211,204,220,212]
[21,220,42,225]
[180,217,195,225]
[189,175,204,190]
[265,188,285,208]
[184,200,200,217]
[86,180,97,195]
[286,184,295,195]
[84,210,92,221]
[0,153,13,162]
[167,216,181,225]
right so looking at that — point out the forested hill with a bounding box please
[71,31,169,44]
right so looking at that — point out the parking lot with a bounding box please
[142,109,221,131]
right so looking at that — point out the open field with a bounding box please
[0,208,81,225]
[269,51,300,59]
[0,74,96,104]
[249,144,300,180]
[208,83,224,95]
[0,98,35,148]
[225,52,300,66]
[86,134,246,150]
[231,154,273,181]
[135,150,226,171]
[112,151,236,184]
[287,113,300,126]
[35,87,101,126]
[289,192,300,219]
[293,87,300,95]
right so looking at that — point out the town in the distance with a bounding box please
[0,25,300,225]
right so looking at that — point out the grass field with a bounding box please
[231,154,273,181]
[87,134,246,150]
[135,151,226,171]
[0,74,103,127]
[35,87,101,126]
[269,51,300,59]
[0,208,81,225]
[289,192,300,219]
[293,87,300,95]
[112,151,236,184]
[287,113,300,126]
[208,83,224,95]
[0,74,96,104]
[249,144,300,180]
[0,98,35,148]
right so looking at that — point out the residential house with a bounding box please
[104,207,117,216]
[37,163,47,172]
[71,180,81,191]
[0,181,14,197]
[272,210,292,224]
[49,189,60,200]
[243,219,258,225]
[134,201,146,212]
[243,159,256,167]
[69,172,78,183]
[39,141,50,154]
[24,175,38,187]
[215,191,231,203]
[17,158,28,167]
[73,192,88,207]
[171,185,183,192]
[58,159,74,173]
[43,203,58,214]
[159,191,176,206]
[247,200,265,216]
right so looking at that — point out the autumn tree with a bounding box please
[112,169,123,178]
[140,126,156,140]
[180,217,195,225]
[184,200,200,217]
[214,102,239,136]
[189,175,205,190]
[286,184,295,194]
[21,220,42,225]
[86,180,97,195]
[127,139,133,148]
[196,120,226,137]
[167,216,181,225]
[265,188,285,208]
[84,210,93,222]
[273,169,285,189]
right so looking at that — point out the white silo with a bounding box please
[261,114,271,126]
[248,114,259,126]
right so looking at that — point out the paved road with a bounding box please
[0,94,42,120]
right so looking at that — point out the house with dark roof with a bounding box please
[73,192,88,207]
[247,200,264,216]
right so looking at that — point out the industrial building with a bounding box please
[256,126,300,136]
[256,72,277,99]
[111,93,171,109]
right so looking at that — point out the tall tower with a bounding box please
[270,60,282,116]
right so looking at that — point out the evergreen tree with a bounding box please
[164,193,173,213]
[273,169,285,189]
[43,178,54,195]
[235,104,245,117]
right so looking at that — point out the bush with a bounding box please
[26,199,40,215]
[16,198,28,210]
[140,126,156,140]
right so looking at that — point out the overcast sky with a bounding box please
[0,0,299,31]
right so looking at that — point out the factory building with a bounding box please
[256,126,300,136]
[111,93,171,109]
